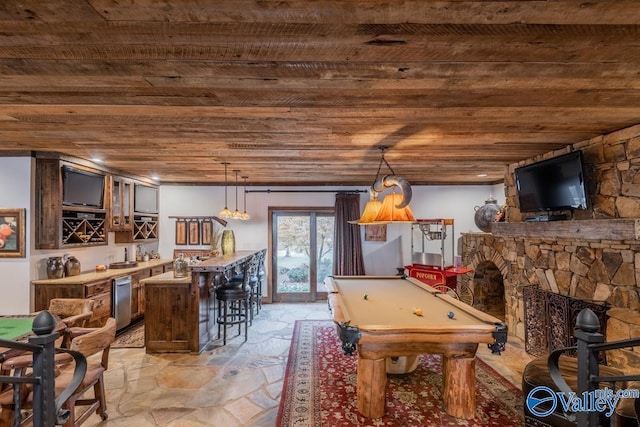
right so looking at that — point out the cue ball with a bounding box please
[447,311,455,319]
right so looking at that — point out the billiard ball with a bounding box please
[363,294,368,300]
[447,311,455,319]
[414,307,423,316]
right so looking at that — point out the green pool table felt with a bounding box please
[0,318,33,341]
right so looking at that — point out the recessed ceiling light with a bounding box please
[91,158,103,163]
[151,176,160,181]
[476,173,487,177]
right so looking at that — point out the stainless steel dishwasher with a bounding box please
[112,275,132,330]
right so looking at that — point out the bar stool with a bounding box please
[227,252,263,322]
[215,256,254,345]
[249,249,267,316]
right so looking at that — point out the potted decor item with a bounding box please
[474,196,500,232]
[210,223,223,257]
[63,254,81,276]
[46,256,64,279]
[221,229,235,255]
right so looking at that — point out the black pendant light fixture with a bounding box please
[232,169,242,219]
[241,175,251,220]
[219,162,232,218]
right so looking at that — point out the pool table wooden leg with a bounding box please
[442,355,476,419]
[357,356,386,418]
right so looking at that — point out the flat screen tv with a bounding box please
[515,151,588,213]
[62,166,105,209]
[134,184,158,214]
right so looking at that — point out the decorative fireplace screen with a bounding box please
[523,285,608,359]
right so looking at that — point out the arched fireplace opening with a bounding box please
[471,261,505,321]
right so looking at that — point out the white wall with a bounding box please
[0,157,32,314]
[158,183,504,292]
[0,155,504,313]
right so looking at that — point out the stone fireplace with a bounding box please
[460,220,640,373]
[469,260,505,320]
[457,124,640,374]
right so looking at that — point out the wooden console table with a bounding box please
[143,250,261,353]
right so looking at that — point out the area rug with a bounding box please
[276,320,524,426]
[111,321,144,348]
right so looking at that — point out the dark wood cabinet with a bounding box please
[109,176,133,231]
[32,260,173,329]
[114,181,159,243]
[142,272,194,353]
[130,270,148,320]
[36,156,160,247]
[34,279,112,328]
[36,158,108,249]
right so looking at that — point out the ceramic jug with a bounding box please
[64,255,81,276]
[46,257,65,279]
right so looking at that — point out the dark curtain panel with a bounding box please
[333,193,365,275]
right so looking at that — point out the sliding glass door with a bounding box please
[270,207,334,302]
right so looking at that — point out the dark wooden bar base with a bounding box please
[142,250,261,353]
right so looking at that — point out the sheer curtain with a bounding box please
[333,193,365,275]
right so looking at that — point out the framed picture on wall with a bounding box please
[188,220,200,245]
[201,220,212,245]
[175,220,188,245]
[364,224,387,242]
[0,208,26,258]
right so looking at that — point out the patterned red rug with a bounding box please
[277,320,524,426]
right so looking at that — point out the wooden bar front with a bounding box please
[143,250,261,353]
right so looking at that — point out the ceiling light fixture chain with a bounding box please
[241,176,250,220]
[232,169,242,219]
[370,146,396,190]
[219,162,232,219]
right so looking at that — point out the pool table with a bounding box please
[325,275,507,419]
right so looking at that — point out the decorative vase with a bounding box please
[173,253,189,278]
[46,257,65,279]
[474,197,500,232]
[63,255,81,276]
[221,230,235,255]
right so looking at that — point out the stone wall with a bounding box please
[461,123,640,373]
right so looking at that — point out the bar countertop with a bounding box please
[190,250,259,273]
[32,259,173,285]
[140,271,191,285]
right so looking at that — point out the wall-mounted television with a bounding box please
[515,151,588,213]
[62,166,105,209]
[134,184,158,214]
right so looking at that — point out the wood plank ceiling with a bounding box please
[1,1,640,186]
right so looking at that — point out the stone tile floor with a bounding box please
[84,302,531,426]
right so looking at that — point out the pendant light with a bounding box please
[232,169,243,219]
[349,146,415,224]
[241,176,251,220]
[219,162,232,218]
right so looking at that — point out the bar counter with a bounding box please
[142,250,261,353]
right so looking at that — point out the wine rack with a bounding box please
[61,210,107,246]
[133,216,158,241]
